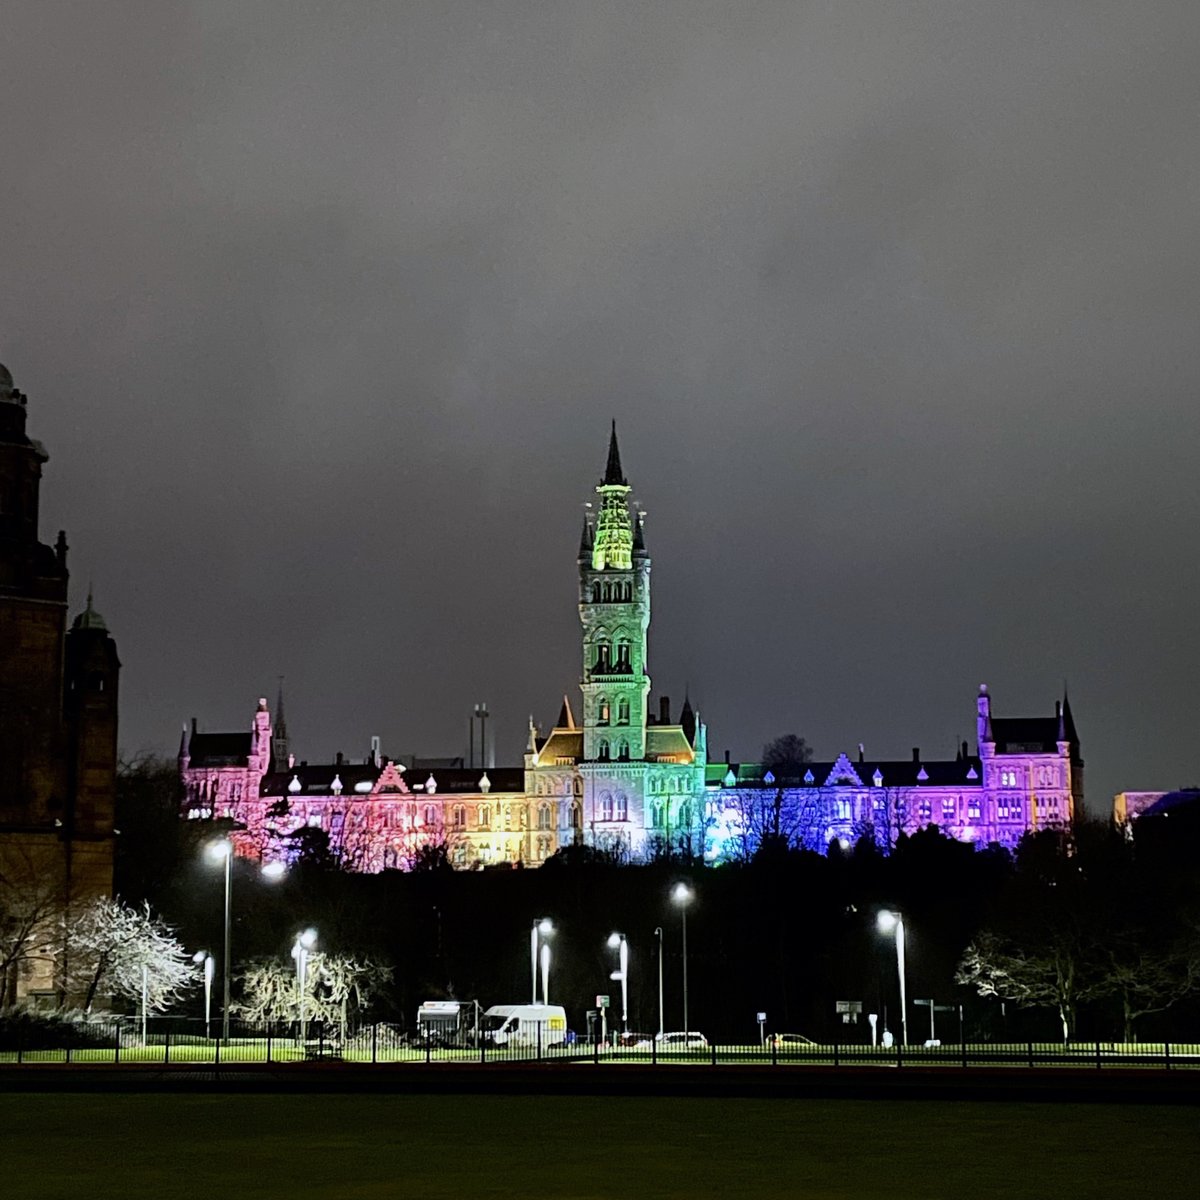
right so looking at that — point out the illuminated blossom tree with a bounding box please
[237,954,391,1040]
[59,898,194,1013]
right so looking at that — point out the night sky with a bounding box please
[3,3,1198,808]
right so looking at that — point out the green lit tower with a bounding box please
[578,422,651,762]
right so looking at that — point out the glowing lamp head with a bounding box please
[607,932,623,949]
[192,950,208,965]
[536,918,554,937]
[671,883,693,907]
[298,927,318,950]
[877,910,900,933]
[261,860,287,882]
[205,839,232,865]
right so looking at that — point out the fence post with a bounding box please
[65,1042,72,1065]
[215,1035,221,1068]
[1096,1041,1102,1070]
[537,1021,543,1061]
[961,1038,968,1068]
[834,1041,840,1068]
[266,1026,272,1064]
[164,1029,170,1064]
[319,1023,325,1060]
[112,1022,118,1065]
[1027,1042,1033,1068]
[711,1042,717,1068]
[1165,1042,1171,1071]
[425,1028,431,1065]
[771,1038,777,1067]
[371,1024,378,1065]
[593,1036,599,1066]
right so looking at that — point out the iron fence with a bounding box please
[1,1018,1197,1071]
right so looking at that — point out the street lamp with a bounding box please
[204,840,287,1042]
[291,927,318,1046]
[205,840,234,1041]
[877,910,908,1047]
[531,918,553,1003]
[672,883,694,1034]
[192,950,214,1039]
[654,926,664,1037]
[607,932,629,1033]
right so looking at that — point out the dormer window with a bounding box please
[872,769,884,787]
[330,774,343,796]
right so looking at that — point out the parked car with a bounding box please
[770,1032,818,1049]
[617,1031,653,1048]
[656,1031,709,1052]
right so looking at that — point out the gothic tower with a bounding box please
[578,422,651,762]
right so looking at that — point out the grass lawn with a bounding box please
[2,1092,1196,1199]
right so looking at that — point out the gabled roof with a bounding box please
[187,732,253,767]
[535,729,584,762]
[261,762,526,798]
[706,754,985,790]
[990,717,1061,755]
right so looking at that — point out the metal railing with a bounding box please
[1,1019,1197,1071]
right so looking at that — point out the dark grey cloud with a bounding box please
[3,2,1198,806]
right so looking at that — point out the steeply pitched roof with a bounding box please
[187,732,253,766]
[706,756,985,789]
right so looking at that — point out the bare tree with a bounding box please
[237,953,391,1039]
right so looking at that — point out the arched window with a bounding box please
[618,740,629,761]
[423,804,437,826]
[519,807,528,830]
[624,582,632,601]
[538,802,551,830]
[651,800,663,828]
[598,739,610,760]
[592,582,601,602]
[504,805,513,831]
[598,697,610,725]
[678,802,690,827]
[452,804,465,828]
[570,802,582,829]
[600,791,614,821]
[617,697,630,725]
[478,804,491,829]
[616,640,631,670]
[615,793,628,821]
[595,641,611,671]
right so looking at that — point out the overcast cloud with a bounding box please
[2,2,1198,806]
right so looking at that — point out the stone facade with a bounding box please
[180,425,1078,870]
[0,360,120,1003]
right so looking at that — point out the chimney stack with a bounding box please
[659,696,671,724]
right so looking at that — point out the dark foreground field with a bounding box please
[3,1092,1196,1199]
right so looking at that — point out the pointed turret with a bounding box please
[680,693,696,746]
[556,694,576,730]
[603,419,626,486]
[577,513,593,561]
[272,678,289,771]
[527,715,539,752]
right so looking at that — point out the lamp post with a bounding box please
[531,918,553,1003]
[205,840,234,1041]
[607,932,629,1033]
[672,883,694,1034]
[205,840,287,1042]
[654,926,664,1038]
[877,910,908,1047]
[292,927,318,1046]
[540,942,551,1005]
[192,950,214,1039]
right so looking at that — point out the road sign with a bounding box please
[756,1011,767,1023]
[596,994,610,1009]
[835,1000,863,1014]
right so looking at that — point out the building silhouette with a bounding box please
[0,360,120,1003]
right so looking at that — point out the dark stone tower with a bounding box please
[0,361,118,1002]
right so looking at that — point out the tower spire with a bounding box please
[603,419,626,487]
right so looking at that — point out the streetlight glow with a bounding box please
[877,909,908,1047]
[205,839,232,864]
[671,882,693,906]
[299,927,318,950]
[261,860,287,881]
[607,932,622,949]
[531,918,554,1003]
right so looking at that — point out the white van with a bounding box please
[480,1004,568,1048]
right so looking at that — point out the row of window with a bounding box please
[596,697,631,724]
[591,581,635,603]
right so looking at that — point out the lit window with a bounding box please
[478,805,491,829]
[615,793,628,821]
[452,804,465,828]
[538,803,551,830]
[600,792,613,821]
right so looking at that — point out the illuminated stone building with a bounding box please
[0,360,120,1002]
[706,686,1081,857]
[180,426,1077,870]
